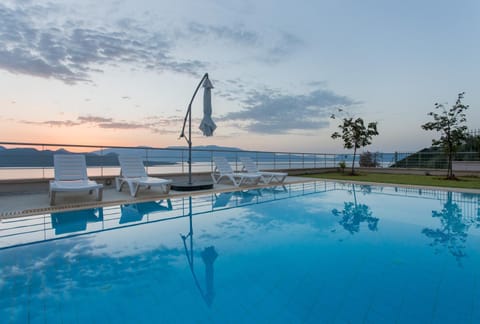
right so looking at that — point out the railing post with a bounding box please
[314,154,317,169]
[42,144,45,179]
[235,151,238,171]
[302,153,305,169]
[145,148,149,174]
[182,150,184,174]
[273,153,276,170]
[211,150,214,173]
[289,153,291,169]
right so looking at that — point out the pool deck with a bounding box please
[1,174,479,220]
[0,175,317,219]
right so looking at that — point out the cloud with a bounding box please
[220,88,358,134]
[0,3,206,84]
[0,3,305,84]
[98,122,145,129]
[184,22,303,63]
[78,116,113,123]
[187,22,259,46]
[264,31,305,63]
[19,114,187,134]
[22,120,81,127]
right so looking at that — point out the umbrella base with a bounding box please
[171,180,214,191]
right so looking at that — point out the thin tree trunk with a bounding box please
[351,146,357,175]
[447,140,454,179]
[448,152,453,178]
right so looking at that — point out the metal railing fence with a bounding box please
[0,141,479,180]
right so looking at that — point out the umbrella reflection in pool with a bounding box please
[181,196,218,307]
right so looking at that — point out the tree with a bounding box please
[359,151,380,167]
[331,117,379,175]
[421,92,469,179]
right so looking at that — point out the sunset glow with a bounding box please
[1,0,479,153]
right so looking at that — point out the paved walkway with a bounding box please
[0,176,315,219]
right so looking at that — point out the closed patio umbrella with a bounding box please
[199,77,216,136]
[177,73,216,188]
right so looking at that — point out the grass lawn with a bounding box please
[306,172,480,190]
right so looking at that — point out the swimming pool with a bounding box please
[1,181,479,323]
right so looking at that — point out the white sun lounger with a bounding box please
[49,154,103,205]
[211,156,262,187]
[240,157,287,184]
[115,156,172,197]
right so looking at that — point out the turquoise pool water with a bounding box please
[1,181,480,323]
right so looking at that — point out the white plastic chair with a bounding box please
[240,157,288,184]
[211,156,262,187]
[116,156,172,197]
[49,155,103,205]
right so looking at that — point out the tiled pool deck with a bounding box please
[1,173,479,220]
[0,175,315,219]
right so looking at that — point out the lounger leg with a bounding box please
[126,182,136,197]
[163,184,171,194]
[115,178,125,192]
[133,184,140,197]
[229,175,240,187]
[265,175,274,184]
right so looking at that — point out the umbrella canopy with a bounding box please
[199,77,216,136]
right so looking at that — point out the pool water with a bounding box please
[1,182,479,323]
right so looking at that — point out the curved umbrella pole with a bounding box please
[179,73,211,185]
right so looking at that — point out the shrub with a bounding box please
[359,151,379,167]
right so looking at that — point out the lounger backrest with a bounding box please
[213,192,233,208]
[213,156,234,174]
[118,156,148,178]
[240,157,259,173]
[54,154,89,181]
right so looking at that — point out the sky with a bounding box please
[0,0,479,153]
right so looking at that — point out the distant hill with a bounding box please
[0,145,248,167]
[392,134,480,169]
[0,147,122,167]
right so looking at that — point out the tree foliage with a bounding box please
[421,92,469,179]
[421,192,470,265]
[331,117,379,175]
[359,151,380,167]
[332,184,379,234]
